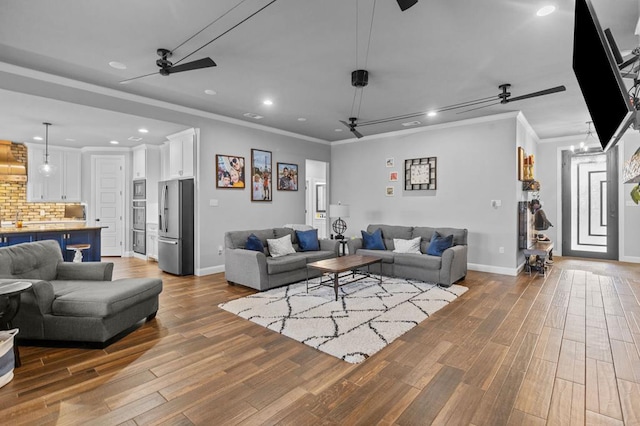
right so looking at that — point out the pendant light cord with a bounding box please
[350,0,377,120]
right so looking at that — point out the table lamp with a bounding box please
[329,203,350,240]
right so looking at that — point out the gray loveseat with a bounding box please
[347,224,468,287]
[224,227,339,291]
[0,240,162,344]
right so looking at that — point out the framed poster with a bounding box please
[389,171,399,182]
[251,149,272,201]
[404,157,437,190]
[216,155,245,188]
[386,186,395,196]
[386,158,394,167]
[277,162,298,191]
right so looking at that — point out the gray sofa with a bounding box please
[0,240,162,344]
[347,224,468,287]
[224,227,339,291]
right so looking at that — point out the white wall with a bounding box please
[191,118,331,275]
[330,112,525,274]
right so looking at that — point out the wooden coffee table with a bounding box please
[306,255,382,301]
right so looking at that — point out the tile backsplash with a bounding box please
[0,142,81,222]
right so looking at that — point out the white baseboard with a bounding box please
[468,263,519,276]
[123,250,133,257]
[620,256,640,264]
[132,253,146,261]
[196,264,225,276]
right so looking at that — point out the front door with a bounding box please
[92,155,124,256]
[561,148,618,259]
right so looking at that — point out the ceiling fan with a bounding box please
[119,49,216,84]
[340,83,567,138]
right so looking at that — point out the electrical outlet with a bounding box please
[499,247,505,254]
[218,245,223,255]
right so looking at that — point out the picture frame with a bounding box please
[386,186,395,196]
[386,158,394,167]
[517,147,525,181]
[389,171,399,182]
[251,149,272,201]
[216,154,245,189]
[276,162,298,191]
[404,157,437,190]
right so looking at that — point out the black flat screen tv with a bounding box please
[573,0,636,152]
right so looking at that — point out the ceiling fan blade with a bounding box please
[118,71,159,85]
[167,57,217,74]
[397,0,418,11]
[506,85,566,103]
[351,128,364,138]
[339,120,353,130]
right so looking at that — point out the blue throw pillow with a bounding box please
[296,229,319,251]
[245,234,264,252]
[361,228,386,250]
[427,232,454,256]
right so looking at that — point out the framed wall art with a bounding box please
[386,158,394,167]
[277,162,298,191]
[389,171,399,182]
[386,186,395,196]
[216,154,245,188]
[404,157,437,190]
[251,149,272,201]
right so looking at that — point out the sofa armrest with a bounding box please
[224,248,269,290]
[440,245,468,286]
[56,262,114,281]
[319,239,340,256]
[347,238,363,255]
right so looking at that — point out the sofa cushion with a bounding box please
[427,232,454,256]
[245,234,264,252]
[296,229,319,251]
[0,240,62,281]
[267,235,297,258]
[300,250,335,263]
[266,254,307,274]
[51,278,162,317]
[362,229,386,250]
[226,229,275,250]
[393,237,422,254]
[355,249,395,263]
[394,253,442,269]
[368,224,413,249]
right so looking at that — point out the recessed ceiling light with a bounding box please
[427,111,437,117]
[138,128,149,134]
[263,99,273,106]
[110,140,119,145]
[33,136,43,141]
[204,89,217,95]
[243,112,264,119]
[109,61,127,70]
[334,129,343,132]
[128,136,143,142]
[536,5,556,16]
[297,117,307,122]
[65,138,76,142]
[402,121,422,127]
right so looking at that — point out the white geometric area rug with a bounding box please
[218,276,468,363]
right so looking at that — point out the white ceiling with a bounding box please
[0,0,638,147]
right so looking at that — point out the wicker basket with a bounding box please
[0,329,18,388]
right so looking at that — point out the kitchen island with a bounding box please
[0,223,104,262]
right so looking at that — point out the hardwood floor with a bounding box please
[1,256,639,425]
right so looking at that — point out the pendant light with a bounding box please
[38,122,57,176]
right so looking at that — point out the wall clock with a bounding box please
[405,157,437,190]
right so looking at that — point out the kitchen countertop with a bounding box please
[0,222,107,234]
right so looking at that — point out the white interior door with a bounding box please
[93,155,124,256]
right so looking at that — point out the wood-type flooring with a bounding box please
[1,256,639,425]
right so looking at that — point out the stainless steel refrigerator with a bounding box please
[158,178,194,275]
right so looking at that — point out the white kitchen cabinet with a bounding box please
[166,128,196,179]
[131,144,160,204]
[27,144,81,202]
[132,146,146,179]
[146,223,158,261]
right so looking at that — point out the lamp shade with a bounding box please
[329,204,350,218]
[623,148,640,184]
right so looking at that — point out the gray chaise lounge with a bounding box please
[0,240,162,345]
[347,224,468,287]
[224,227,339,291]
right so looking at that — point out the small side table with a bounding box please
[523,241,553,277]
[338,240,348,257]
[66,243,91,262]
[0,281,33,367]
